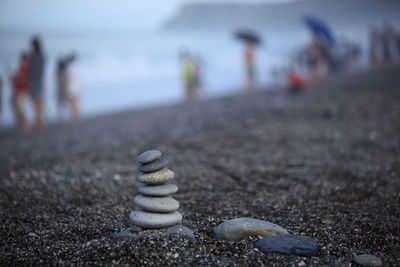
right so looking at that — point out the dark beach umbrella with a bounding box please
[303,15,335,46]
[235,30,262,45]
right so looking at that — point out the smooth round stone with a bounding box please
[138,183,178,196]
[255,235,318,256]
[139,158,168,173]
[164,225,196,243]
[137,150,162,164]
[138,168,174,185]
[352,254,382,266]
[214,217,289,241]
[134,194,179,212]
[129,209,182,229]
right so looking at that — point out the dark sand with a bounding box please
[1,68,399,266]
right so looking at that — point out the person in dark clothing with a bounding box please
[29,36,45,131]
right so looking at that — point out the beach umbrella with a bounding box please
[303,15,335,46]
[235,30,262,45]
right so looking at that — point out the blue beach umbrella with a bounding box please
[303,15,335,46]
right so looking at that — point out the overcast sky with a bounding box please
[0,0,299,33]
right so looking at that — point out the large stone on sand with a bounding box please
[214,217,289,241]
[255,235,318,256]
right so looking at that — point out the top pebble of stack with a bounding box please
[137,150,162,164]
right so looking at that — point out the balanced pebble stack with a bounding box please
[129,150,182,228]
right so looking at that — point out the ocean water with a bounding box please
[0,29,365,126]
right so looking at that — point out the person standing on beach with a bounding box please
[245,41,256,92]
[180,52,196,101]
[0,76,2,126]
[29,36,45,131]
[56,54,81,122]
[12,53,31,132]
[64,53,81,122]
[56,58,68,121]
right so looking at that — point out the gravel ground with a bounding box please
[0,68,399,266]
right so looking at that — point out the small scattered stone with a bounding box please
[138,183,178,196]
[139,158,168,173]
[255,235,318,256]
[134,195,179,213]
[129,210,182,228]
[138,168,174,185]
[163,225,196,243]
[352,254,382,266]
[27,232,39,238]
[109,227,141,240]
[214,217,289,241]
[137,150,162,164]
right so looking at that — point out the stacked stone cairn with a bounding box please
[129,150,182,229]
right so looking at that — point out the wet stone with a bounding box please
[255,235,318,256]
[139,158,168,173]
[137,150,162,164]
[214,217,289,241]
[352,254,382,266]
[138,183,178,196]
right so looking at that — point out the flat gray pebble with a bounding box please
[137,150,162,164]
[256,235,318,256]
[129,209,182,228]
[134,194,179,213]
[352,254,382,266]
[139,158,168,173]
[138,183,178,196]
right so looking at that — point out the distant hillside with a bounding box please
[163,0,400,33]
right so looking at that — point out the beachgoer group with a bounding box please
[2,36,81,132]
[369,23,400,68]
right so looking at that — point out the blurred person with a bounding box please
[193,55,204,97]
[29,36,45,131]
[369,28,383,68]
[56,58,68,121]
[245,41,256,92]
[180,52,196,101]
[65,53,81,122]
[0,76,2,126]
[381,23,397,66]
[56,54,81,122]
[12,53,30,132]
[307,40,326,84]
[397,33,400,63]
[0,76,2,125]
[288,67,306,94]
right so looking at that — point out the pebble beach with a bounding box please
[0,67,399,266]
